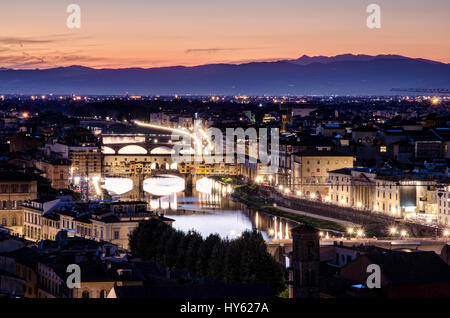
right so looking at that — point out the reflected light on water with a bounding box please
[105,175,294,240]
[143,174,185,196]
[102,177,133,195]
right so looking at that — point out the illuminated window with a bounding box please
[380,146,387,152]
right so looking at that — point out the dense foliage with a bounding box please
[129,219,286,294]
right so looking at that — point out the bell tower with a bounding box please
[290,224,320,298]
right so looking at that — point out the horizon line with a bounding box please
[1,53,448,71]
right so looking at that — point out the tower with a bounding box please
[290,224,320,298]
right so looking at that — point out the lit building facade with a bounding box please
[438,185,450,228]
[0,173,38,235]
[292,151,355,199]
[69,146,102,179]
[327,169,440,221]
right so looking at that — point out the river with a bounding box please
[109,175,298,240]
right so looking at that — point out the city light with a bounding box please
[390,227,397,235]
[347,227,354,234]
[310,193,316,199]
[296,190,301,196]
[134,120,203,154]
[400,230,408,237]
[444,230,449,237]
[431,97,441,104]
[356,229,364,237]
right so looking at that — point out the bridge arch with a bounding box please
[102,146,116,154]
[118,145,148,154]
[150,146,175,155]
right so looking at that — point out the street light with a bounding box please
[347,227,354,235]
[444,230,449,238]
[400,230,407,237]
[356,229,364,237]
[390,227,397,235]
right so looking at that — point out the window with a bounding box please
[82,290,90,298]
[380,146,387,152]
[114,230,120,240]
[20,184,29,193]
[1,218,6,226]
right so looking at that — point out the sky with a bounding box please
[0,0,449,69]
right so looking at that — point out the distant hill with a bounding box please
[0,54,448,95]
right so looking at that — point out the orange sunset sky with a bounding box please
[0,0,449,69]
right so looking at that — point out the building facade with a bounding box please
[0,173,38,235]
[292,151,354,199]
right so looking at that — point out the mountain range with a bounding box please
[0,54,448,96]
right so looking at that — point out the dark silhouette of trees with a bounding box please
[129,219,285,294]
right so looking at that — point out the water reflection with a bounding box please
[111,176,297,240]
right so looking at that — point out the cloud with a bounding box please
[185,48,249,54]
[0,36,53,45]
[0,34,91,46]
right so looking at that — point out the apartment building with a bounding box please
[69,146,102,178]
[22,197,61,241]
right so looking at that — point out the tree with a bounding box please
[208,240,227,280]
[129,220,286,294]
[184,231,203,273]
[196,234,221,276]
